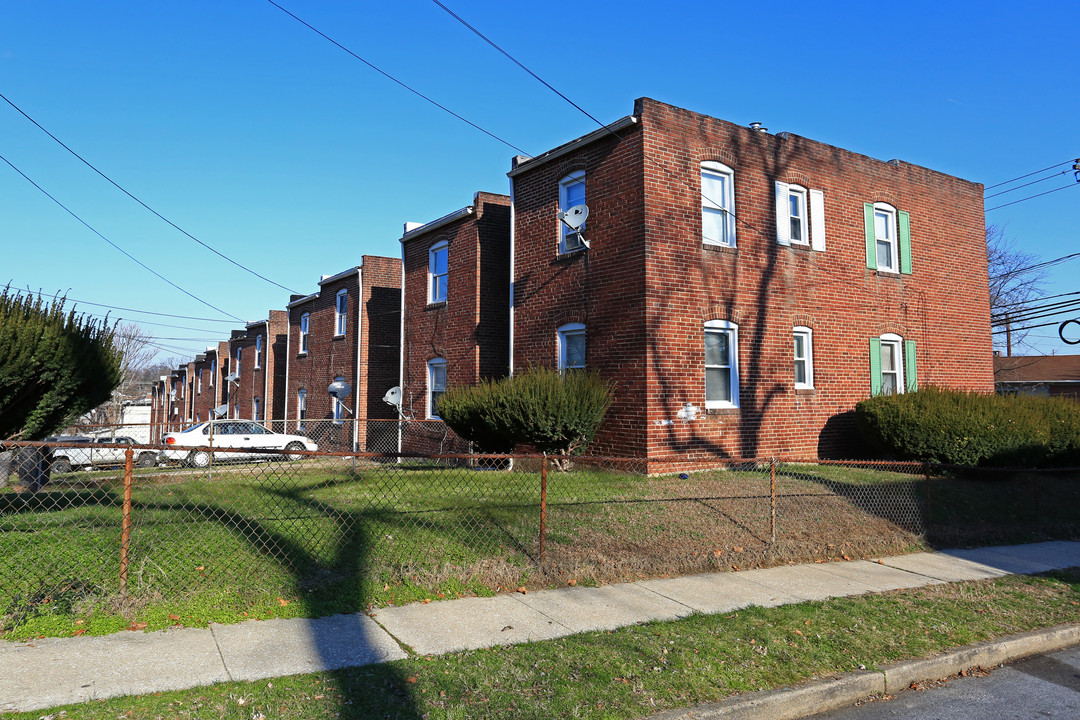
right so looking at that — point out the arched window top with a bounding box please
[701,160,734,174]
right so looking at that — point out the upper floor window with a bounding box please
[788,185,808,244]
[335,289,348,336]
[704,320,739,409]
[558,171,586,253]
[428,358,447,419]
[235,347,242,378]
[557,323,586,371]
[701,162,735,247]
[793,326,814,390]
[429,241,448,304]
[255,334,263,369]
[197,369,203,395]
[209,359,216,386]
[864,202,912,274]
[297,389,307,421]
[870,333,917,395]
[775,182,826,250]
[299,313,310,354]
[253,397,262,422]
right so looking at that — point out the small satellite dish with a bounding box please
[224,373,238,383]
[557,204,589,230]
[382,386,402,407]
[169,390,177,400]
[212,404,228,418]
[327,380,352,398]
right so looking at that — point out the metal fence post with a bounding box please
[923,461,932,528]
[119,447,134,600]
[539,455,548,563]
[770,457,777,544]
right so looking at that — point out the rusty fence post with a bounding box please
[539,455,548,563]
[770,457,777,544]
[119,446,134,600]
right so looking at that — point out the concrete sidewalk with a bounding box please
[3,541,1079,713]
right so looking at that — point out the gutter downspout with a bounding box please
[398,243,406,456]
[283,316,291,431]
[508,174,516,377]
[354,268,362,453]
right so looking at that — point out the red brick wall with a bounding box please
[512,98,992,460]
[400,193,510,453]
[357,255,403,451]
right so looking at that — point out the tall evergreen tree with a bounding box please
[0,287,123,440]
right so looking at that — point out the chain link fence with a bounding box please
[2,431,1078,636]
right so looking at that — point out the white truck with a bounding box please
[49,436,159,473]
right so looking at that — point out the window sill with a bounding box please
[794,387,815,395]
[426,301,447,310]
[556,248,586,261]
[703,242,737,254]
[706,406,739,415]
[297,352,307,358]
[873,269,902,278]
[333,334,345,340]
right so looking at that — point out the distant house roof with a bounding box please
[994,355,1080,384]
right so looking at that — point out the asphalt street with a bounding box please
[806,644,1080,720]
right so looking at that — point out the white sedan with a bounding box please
[160,420,318,467]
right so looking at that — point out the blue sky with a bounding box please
[2,0,1078,364]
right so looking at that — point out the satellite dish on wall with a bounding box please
[212,404,228,418]
[224,373,238,383]
[327,380,352,398]
[382,386,402,407]
[557,204,589,230]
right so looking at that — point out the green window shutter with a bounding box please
[863,203,876,269]
[869,338,882,395]
[898,211,912,274]
[904,339,918,392]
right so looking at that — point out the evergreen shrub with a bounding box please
[437,366,613,460]
[855,385,1080,468]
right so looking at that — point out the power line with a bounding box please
[984,158,1078,190]
[11,287,239,323]
[991,252,1080,281]
[0,153,242,322]
[993,289,1080,311]
[0,92,300,294]
[986,183,1078,212]
[984,169,1072,199]
[264,0,529,156]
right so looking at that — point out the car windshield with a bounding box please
[179,423,207,434]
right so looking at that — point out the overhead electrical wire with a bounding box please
[986,183,1078,212]
[264,0,529,156]
[0,153,243,322]
[984,158,1079,191]
[11,287,240,323]
[0,92,300,294]
[984,169,1074,199]
[991,252,1080,281]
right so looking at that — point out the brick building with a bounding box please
[398,192,511,452]
[509,98,994,462]
[226,312,288,423]
[284,256,402,451]
[995,354,1080,400]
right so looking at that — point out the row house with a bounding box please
[398,192,511,452]
[507,98,994,462]
[284,256,401,451]
[227,312,287,424]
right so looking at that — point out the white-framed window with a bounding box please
[558,171,586,253]
[427,358,447,420]
[793,326,814,390]
[255,335,263,369]
[209,359,215,386]
[788,185,808,245]
[235,348,242,378]
[197,369,203,395]
[775,182,826,250]
[704,320,739,409]
[335,289,348,336]
[299,313,310,354]
[701,161,735,247]
[557,323,586,371]
[330,375,347,424]
[253,397,262,422]
[870,333,918,395]
[429,241,448,304]
[873,203,898,273]
[297,389,307,421]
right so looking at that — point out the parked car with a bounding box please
[48,436,158,473]
[159,420,318,467]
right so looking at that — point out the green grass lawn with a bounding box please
[2,458,1077,640]
[5,569,1079,720]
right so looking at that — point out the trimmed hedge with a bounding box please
[855,385,1080,468]
[437,367,613,457]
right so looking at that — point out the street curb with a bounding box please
[643,623,1080,720]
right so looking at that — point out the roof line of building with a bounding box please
[507,115,638,178]
[400,206,475,243]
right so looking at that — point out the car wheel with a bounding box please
[283,442,305,460]
[136,452,156,468]
[188,450,211,468]
[51,458,72,474]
